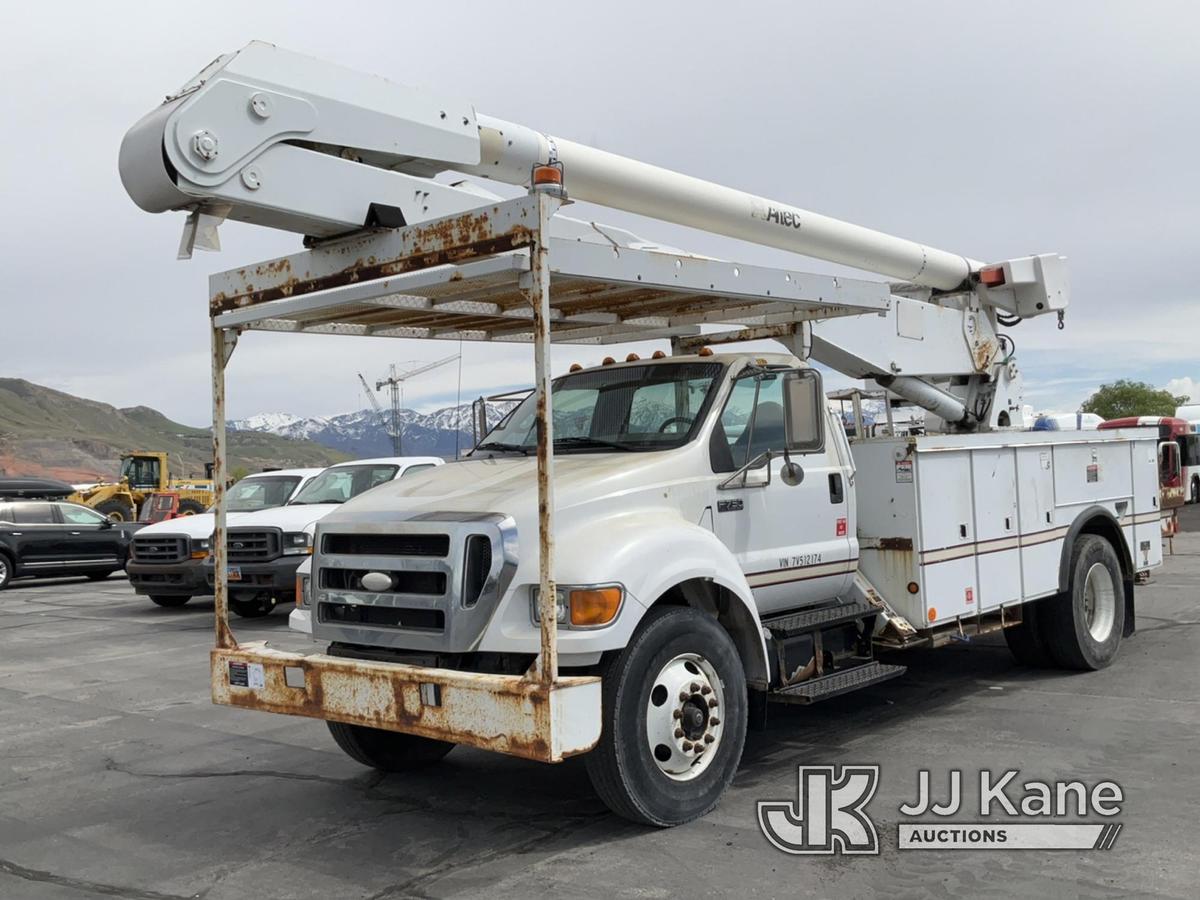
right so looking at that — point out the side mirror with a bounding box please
[782,370,825,452]
[101,517,115,528]
[780,459,805,486]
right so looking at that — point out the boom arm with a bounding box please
[120,41,1069,430]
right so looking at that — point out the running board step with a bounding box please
[762,599,877,639]
[771,661,906,705]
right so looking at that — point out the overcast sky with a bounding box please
[3,1,1196,424]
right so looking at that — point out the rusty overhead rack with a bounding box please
[205,189,892,762]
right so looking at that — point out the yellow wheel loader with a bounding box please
[68,452,214,522]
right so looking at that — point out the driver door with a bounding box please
[710,367,854,616]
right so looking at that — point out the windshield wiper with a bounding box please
[475,441,530,455]
[554,436,642,451]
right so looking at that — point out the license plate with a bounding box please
[227,565,242,581]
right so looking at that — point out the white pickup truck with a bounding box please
[297,351,1160,825]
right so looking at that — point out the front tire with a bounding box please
[585,606,748,827]
[0,552,12,590]
[229,593,277,618]
[149,594,191,608]
[1042,535,1125,670]
[327,721,455,770]
[176,499,206,516]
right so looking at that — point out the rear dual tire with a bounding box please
[229,593,278,618]
[1006,535,1124,671]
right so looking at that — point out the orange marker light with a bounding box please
[979,265,1006,287]
[569,587,622,626]
[697,346,714,357]
[927,607,938,622]
[626,353,640,362]
[652,350,667,359]
[601,356,615,366]
[531,164,563,186]
[569,363,583,372]
[295,576,305,609]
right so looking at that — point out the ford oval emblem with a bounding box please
[360,571,393,593]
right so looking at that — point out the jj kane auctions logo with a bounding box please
[758,766,1124,854]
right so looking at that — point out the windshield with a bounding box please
[224,475,303,512]
[476,362,724,454]
[288,464,399,505]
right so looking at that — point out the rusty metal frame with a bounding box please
[205,190,892,762]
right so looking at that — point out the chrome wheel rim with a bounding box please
[645,653,725,781]
[1082,562,1116,642]
[0,557,7,583]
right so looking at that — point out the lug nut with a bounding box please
[694,744,705,754]
[700,685,711,695]
[710,717,721,726]
[682,741,693,752]
[704,734,715,744]
[672,709,683,719]
[708,698,719,708]
[690,682,701,692]
[679,691,689,702]
[674,728,684,739]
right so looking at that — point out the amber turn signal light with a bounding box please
[569,587,622,626]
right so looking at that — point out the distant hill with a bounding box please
[0,378,348,482]
[229,402,518,458]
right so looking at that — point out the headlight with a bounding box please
[282,532,313,556]
[190,537,210,560]
[530,584,623,628]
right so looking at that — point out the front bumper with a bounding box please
[127,559,210,596]
[207,555,304,594]
[211,642,601,763]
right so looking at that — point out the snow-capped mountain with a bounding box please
[229,402,516,459]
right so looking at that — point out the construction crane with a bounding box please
[374,355,459,455]
[357,372,388,429]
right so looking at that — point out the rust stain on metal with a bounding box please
[211,647,593,763]
[877,536,914,552]
[972,338,996,372]
[209,207,534,315]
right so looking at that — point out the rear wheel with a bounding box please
[327,721,455,770]
[95,499,134,522]
[1191,476,1199,505]
[1042,535,1125,670]
[229,592,277,618]
[585,606,748,827]
[1003,599,1055,667]
[0,552,12,590]
[149,594,191,608]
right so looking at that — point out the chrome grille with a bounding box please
[131,536,188,564]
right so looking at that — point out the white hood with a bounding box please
[135,511,254,540]
[322,450,710,530]
[229,503,341,533]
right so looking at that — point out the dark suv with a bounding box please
[0,501,135,589]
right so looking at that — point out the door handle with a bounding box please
[70,531,82,535]
[828,473,845,504]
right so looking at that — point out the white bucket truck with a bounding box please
[120,43,1162,825]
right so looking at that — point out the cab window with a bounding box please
[58,504,108,525]
[400,464,436,478]
[712,368,824,472]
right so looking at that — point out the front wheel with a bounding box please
[327,721,455,770]
[176,499,206,516]
[0,552,12,590]
[229,593,277,618]
[585,606,748,827]
[95,499,134,522]
[1042,535,1125,670]
[149,595,191,608]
